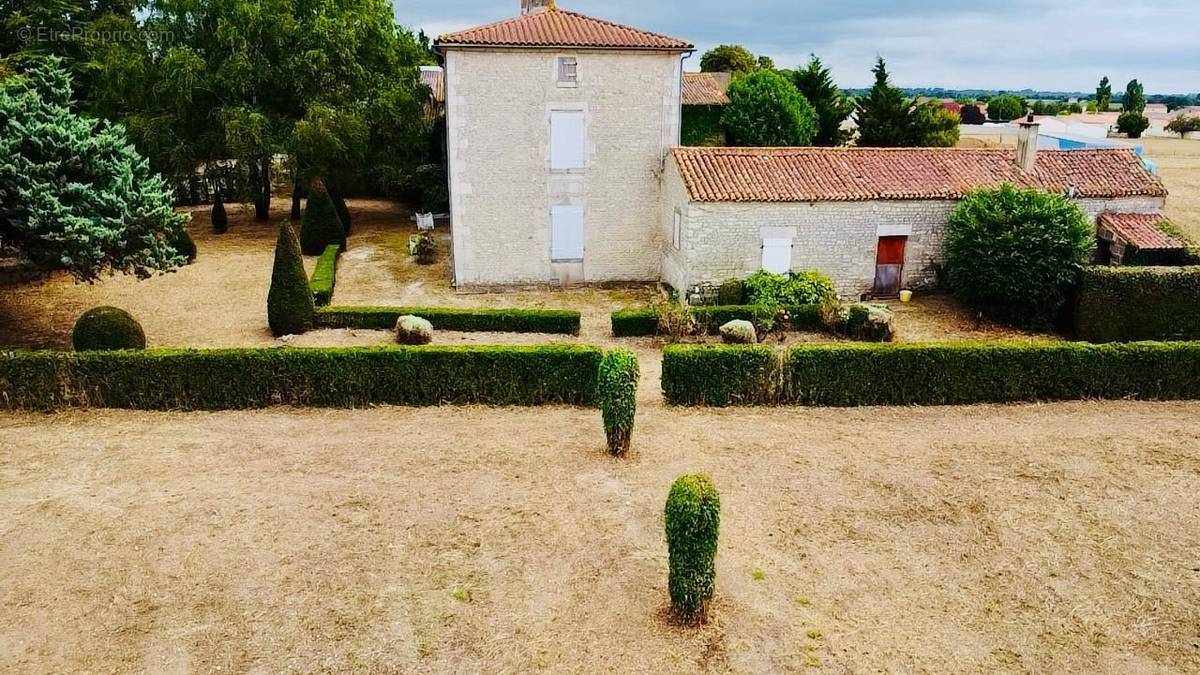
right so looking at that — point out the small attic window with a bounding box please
[557,57,578,86]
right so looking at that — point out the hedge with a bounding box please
[663,341,1200,407]
[611,304,821,337]
[0,345,602,410]
[315,306,580,334]
[1074,266,1200,342]
[309,244,340,306]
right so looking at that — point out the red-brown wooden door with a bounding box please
[873,236,907,297]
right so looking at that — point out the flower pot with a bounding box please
[899,289,913,303]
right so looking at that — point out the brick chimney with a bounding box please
[521,0,552,14]
[1015,114,1040,172]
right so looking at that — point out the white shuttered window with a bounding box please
[550,110,586,170]
[551,205,584,261]
[761,237,792,274]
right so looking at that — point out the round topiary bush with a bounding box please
[665,474,720,624]
[946,184,1092,328]
[717,278,744,305]
[71,306,146,351]
[211,196,228,234]
[597,349,639,456]
[395,315,434,345]
[267,222,315,336]
[300,179,346,255]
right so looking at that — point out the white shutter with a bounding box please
[551,205,584,261]
[761,238,792,274]
[550,111,586,170]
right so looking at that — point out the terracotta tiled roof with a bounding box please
[682,72,730,105]
[671,147,1167,203]
[435,9,692,50]
[419,67,444,104]
[1098,212,1187,250]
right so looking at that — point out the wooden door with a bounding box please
[873,236,907,297]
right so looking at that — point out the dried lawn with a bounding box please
[2,401,1199,673]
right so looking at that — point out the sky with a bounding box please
[400,0,1200,95]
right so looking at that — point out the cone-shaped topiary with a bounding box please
[268,221,315,336]
[212,196,228,234]
[665,474,720,624]
[71,306,146,351]
[169,227,197,263]
[300,179,346,255]
[597,349,639,456]
[328,185,352,234]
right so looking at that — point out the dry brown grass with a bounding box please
[2,401,1199,673]
[1136,137,1200,241]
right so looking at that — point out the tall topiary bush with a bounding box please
[267,222,315,336]
[946,184,1092,329]
[300,179,346,255]
[665,474,720,624]
[71,307,147,351]
[597,349,639,456]
[212,196,228,234]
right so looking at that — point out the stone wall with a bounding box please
[444,48,682,285]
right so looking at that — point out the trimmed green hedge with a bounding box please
[663,341,1200,406]
[310,244,340,306]
[611,304,821,337]
[315,306,580,334]
[0,345,602,410]
[1074,266,1200,342]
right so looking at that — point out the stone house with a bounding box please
[437,5,1169,297]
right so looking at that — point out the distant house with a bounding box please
[434,5,1172,296]
[681,72,730,146]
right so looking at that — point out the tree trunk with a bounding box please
[254,157,271,221]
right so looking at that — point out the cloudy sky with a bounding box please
[402,0,1199,94]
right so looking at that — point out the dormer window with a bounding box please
[557,57,578,86]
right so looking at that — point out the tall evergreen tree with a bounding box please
[854,58,913,147]
[791,55,854,146]
[1096,76,1112,112]
[0,59,187,281]
[1123,79,1146,114]
[267,222,314,336]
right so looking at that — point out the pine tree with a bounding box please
[0,59,188,281]
[1123,79,1146,114]
[299,179,346,255]
[792,55,854,146]
[267,222,315,336]
[854,58,913,147]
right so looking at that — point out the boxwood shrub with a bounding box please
[665,474,720,624]
[663,341,1200,406]
[309,244,340,306]
[0,345,602,410]
[611,304,821,337]
[1074,265,1200,342]
[597,349,639,456]
[315,306,580,334]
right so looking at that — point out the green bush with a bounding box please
[681,105,726,147]
[315,306,581,334]
[268,222,315,336]
[170,227,197,263]
[71,307,146,351]
[611,304,822,337]
[0,345,603,410]
[309,244,340,306]
[211,196,228,234]
[1117,111,1150,138]
[743,270,836,306]
[717,278,744,305]
[946,184,1092,329]
[662,341,1200,406]
[597,349,639,456]
[722,70,817,146]
[665,474,720,624]
[413,233,436,265]
[300,179,346,255]
[1074,266,1200,342]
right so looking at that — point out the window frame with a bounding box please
[556,56,578,87]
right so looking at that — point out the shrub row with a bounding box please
[0,345,602,410]
[1074,265,1200,342]
[663,341,1200,407]
[315,306,581,334]
[310,244,340,306]
[611,304,821,337]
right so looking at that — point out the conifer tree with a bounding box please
[299,179,346,255]
[267,222,315,336]
[854,58,913,147]
[792,55,854,146]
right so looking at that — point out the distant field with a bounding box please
[958,135,1200,242]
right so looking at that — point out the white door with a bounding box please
[761,237,792,273]
[551,205,584,261]
[549,111,586,170]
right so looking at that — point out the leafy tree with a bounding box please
[0,60,187,281]
[1122,79,1146,114]
[987,94,1025,121]
[756,55,775,71]
[791,55,853,146]
[1165,116,1200,138]
[1096,76,1112,112]
[1117,111,1150,138]
[960,104,986,125]
[907,101,960,147]
[699,44,756,74]
[267,221,314,336]
[721,70,817,146]
[946,184,1092,329]
[854,57,914,147]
